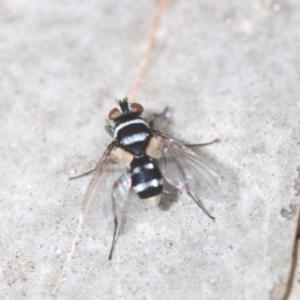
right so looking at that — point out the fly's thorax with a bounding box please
[113,117,152,157]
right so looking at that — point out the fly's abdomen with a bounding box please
[131,156,163,206]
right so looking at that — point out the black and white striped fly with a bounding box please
[73,98,219,260]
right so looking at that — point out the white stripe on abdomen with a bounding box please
[133,178,163,193]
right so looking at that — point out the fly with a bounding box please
[71,98,220,260]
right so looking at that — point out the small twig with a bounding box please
[129,0,169,103]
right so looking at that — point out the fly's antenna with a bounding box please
[107,96,119,106]
[125,88,134,103]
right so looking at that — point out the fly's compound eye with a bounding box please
[108,107,122,120]
[131,103,143,114]
[108,102,143,120]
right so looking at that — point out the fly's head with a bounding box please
[108,97,144,123]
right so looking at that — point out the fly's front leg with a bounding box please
[69,169,96,180]
[150,107,169,129]
[69,160,100,180]
[105,125,114,137]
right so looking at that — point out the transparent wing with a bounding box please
[153,130,220,196]
[80,142,132,231]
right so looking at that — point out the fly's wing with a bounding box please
[81,142,132,231]
[153,130,220,196]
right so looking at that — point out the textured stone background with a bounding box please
[0,1,300,299]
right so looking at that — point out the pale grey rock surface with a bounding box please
[0,1,300,300]
[289,239,300,300]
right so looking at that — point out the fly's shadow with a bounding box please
[159,180,179,210]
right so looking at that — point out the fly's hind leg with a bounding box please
[169,154,215,220]
[108,182,119,260]
[108,208,118,260]
[108,172,132,260]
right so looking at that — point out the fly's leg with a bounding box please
[187,139,220,148]
[186,191,215,220]
[168,153,215,220]
[150,107,169,128]
[69,168,96,180]
[108,218,118,260]
[108,173,132,260]
[108,195,118,260]
[69,160,99,180]
[70,125,114,181]
[105,125,114,137]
